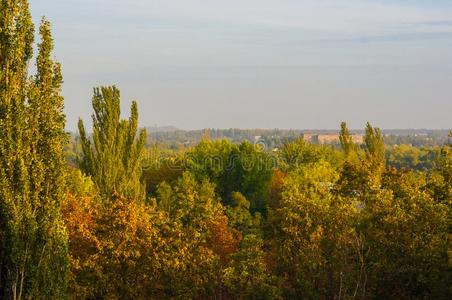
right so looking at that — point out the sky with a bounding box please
[29,0,452,131]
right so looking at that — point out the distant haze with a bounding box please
[30,0,452,131]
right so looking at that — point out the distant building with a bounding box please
[317,134,339,144]
[302,134,314,143]
[302,133,363,144]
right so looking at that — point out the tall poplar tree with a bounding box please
[364,122,385,166]
[0,2,68,298]
[78,86,147,201]
[0,1,34,296]
[339,121,355,158]
[28,19,69,299]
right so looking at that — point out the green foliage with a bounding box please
[186,139,274,214]
[141,146,184,196]
[226,192,260,234]
[278,138,342,172]
[0,8,68,299]
[270,160,361,299]
[339,121,356,158]
[233,142,275,214]
[337,122,386,198]
[78,86,147,201]
[425,145,452,206]
[364,122,385,167]
[224,234,281,299]
[386,144,439,170]
[362,172,451,299]
[151,172,239,298]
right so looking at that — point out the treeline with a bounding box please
[143,128,449,150]
[1,2,451,299]
[66,130,451,173]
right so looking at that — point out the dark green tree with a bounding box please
[78,86,147,201]
[226,192,259,234]
[187,140,274,214]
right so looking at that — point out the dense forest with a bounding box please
[1,2,451,299]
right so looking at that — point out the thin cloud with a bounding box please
[29,0,452,130]
[34,0,452,35]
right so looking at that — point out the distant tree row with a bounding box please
[145,128,450,150]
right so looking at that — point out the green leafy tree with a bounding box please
[155,172,235,298]
[233,142,274,214]
[425,142,452,205]
[278,138,342,172]
[78,86,147,201]
[187,140,274,214]
[270,160,361,299]
[364,122,385,168]
[338,122,386,199]
[226,192,260,234]
[223,234,281,299]
[362,170,451,299]
[339,121,355,158]
[385,144,437,171]
[0,6,68,298]
[186,139,237,200]
[141,146,184,196]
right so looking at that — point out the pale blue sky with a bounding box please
[29,0,452,130]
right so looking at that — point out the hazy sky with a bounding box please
[29,0,452,130]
